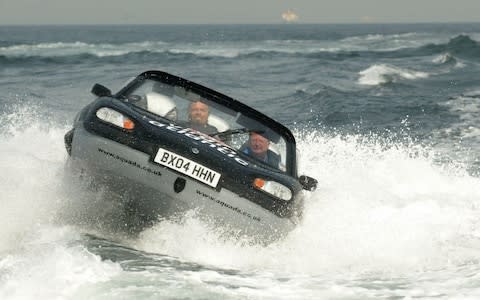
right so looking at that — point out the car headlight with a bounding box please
[96,107,135,130]
[253,178,292,201]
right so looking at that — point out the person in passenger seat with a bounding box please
[241,132,280,168]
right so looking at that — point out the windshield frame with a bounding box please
[115,70,298,177]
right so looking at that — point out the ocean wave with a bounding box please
[461,90,480,98]
[1,34,479,64]
[421,35,480,59]
[0,40,346,60]
[358,64,429,86]
[0,41,169,58]
[131,129,480,274]
[432,52,467,69]
[432,91,480,172]
[444,92,480,128]
[446,35,480,56]
[432,52,456,64]
[340,32,438,52]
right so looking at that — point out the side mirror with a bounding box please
[91,83,112,97]
[299,175,318,191]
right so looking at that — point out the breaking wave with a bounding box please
[0,106,68,252]
[130,130,480,274]
[421,34,480,60]
[1,99,480,298]
[1,34,479,65]
[358,64,429,86]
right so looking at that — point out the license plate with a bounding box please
[153,148,221,188]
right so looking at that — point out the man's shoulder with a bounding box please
[267,150,281,167]
[204,124,218,135]
[182,122,218,135]
[207,124,218,131]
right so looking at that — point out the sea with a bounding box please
[1,23,480,299]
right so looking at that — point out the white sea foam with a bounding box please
[0,226,122,300]
[0,31,467,61]
[341,32,449,52]
[0,105,480,299]
[0,40,332,58]
[1,106,480,299]
[0,34,446,59]
[432,52,453,64]
[0,106,68,252]
[432,52,467,69]
[0,107,125,299]
[0,41,168,58]
[133,130,480,276]
[436,92,480,148]
[358,64,429,85]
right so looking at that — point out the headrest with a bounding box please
[268,143,281,156]
[145,92,177,120]
[208,114,229,132]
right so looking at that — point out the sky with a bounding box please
[0,0,479,25]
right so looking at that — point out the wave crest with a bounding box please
[1,34,479,63]
[422,34,480,60]
[358,64,429,86]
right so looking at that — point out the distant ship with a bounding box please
[281,9,298,23]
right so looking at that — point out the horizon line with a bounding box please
[1,21,480,27]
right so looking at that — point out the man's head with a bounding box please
[248,132,270,158]
[188,101,209,126]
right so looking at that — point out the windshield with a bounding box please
[117,73,296,176]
